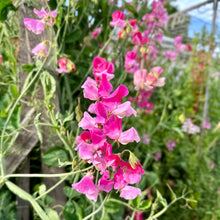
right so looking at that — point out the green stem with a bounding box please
[2,166,93,181]
[108,198,135,211]
[82,194,109,220]
[35,175,68,200]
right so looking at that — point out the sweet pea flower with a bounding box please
[163,51,178,61]
[0,55,3,65]
[57,57,76,73]
[166,139,176,151]
[24,7,57,35]
[135,211,143,220]
[202,120,211,130]
[142,134,150,144]
[124,51,139,73]
[110,11,126,28]
[154,152,162,161]
[120,185,142,200]
[72,173,99,202]
[174,36,186,52]
[182,118,200,134]
[91,27,102,39]
[31,41,49,58]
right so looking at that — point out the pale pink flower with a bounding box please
[110,11,125,28]
[23,19,45,35]
[202,120,211,130]
[24,7,57,35]
[163,51,178,61]
[120,185,142,200]
[154,152,162,161]
[142,134,150,144]
[134,69,147,90]
[182,118,200,134]
[31,41,48,58]
[166,139,176,151]
[111,101,137,118]
[118,127,140,145]
[174,36,186,52]
[72,173,99,202]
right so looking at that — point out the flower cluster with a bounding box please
[166,139,176,151]
[24,7,57,58]
[109,1,168,115]
[182,118,200,134]
[57,57,76,73]
[72,56,144,202]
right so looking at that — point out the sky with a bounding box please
[170,0,220,38]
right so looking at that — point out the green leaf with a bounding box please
[65,29,82,43]
[22,63,35,72]
[124,2,138,17]
[139,200,152,210]
[9,84,19,98]
[130,195,141,208]
[45,207,59,220]
[6,181,50,220]
[104,201,120,213]
[63,186,80,199]
[0,0,15,21]
[42,146,69,167]
[156,190,167,207]
[34,113,43,144]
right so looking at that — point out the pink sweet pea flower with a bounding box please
[91,27,102,39]
[142,134,150,144]
[118,127,140,145]
[98,170,114,192]
[174,36,186,52]
[166,139,176,151]
[120,185,141,200]
[24,7,57,35]
[124,51,139,73]
[110,11,126,28]
[135,211,143,220]
[134,69,147,90]
[163,51,178,61]
[57,57,76,73]
[24,19,45,35]
[92,56,115,81]
[31,41,49,58]
[202,120,211,130]
[182,118,200,134]
[111,101,137,118]
[0,55,3,65]
[81,77,99,100]
[154,152,162,161]
[72,173,99,202]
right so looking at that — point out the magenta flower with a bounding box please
[98,170,114,192]
[135,211,143,220]
[72,173,99,202]
[118,127,140,145]
[163,51,178,61]
[124,51,139,73]
[31,41,49,58]
[57,57,76,73]
[166,139,176,151]
[110,11,126,28]
[120,185,142,200]
[23,19,45,35]
[91,27,102,39]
